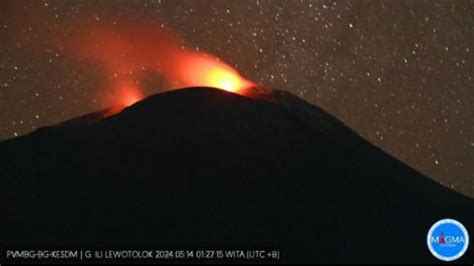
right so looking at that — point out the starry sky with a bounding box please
[0,0,472,197]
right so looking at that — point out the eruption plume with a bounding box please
[69,19,256,106]
[3,4,256,109]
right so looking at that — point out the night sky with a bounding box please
[0,0,472,197]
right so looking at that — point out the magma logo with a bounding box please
[427,219,469,261]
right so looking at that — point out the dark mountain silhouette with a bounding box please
[0,87,472,263]
[58,105,126,126]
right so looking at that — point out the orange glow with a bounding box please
[207,67,247,92]
[4,7,260,107]
[22,15,257,105]
[169,52,255,95]
[122,91,141,106]
[62,18,256,102]
[117,83,143,107]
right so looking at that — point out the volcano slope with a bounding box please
[0,87,472,263]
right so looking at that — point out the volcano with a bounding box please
[0,87,472,263]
